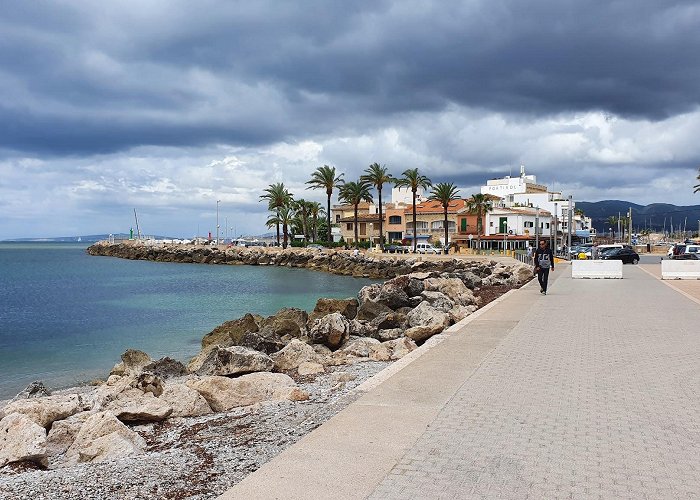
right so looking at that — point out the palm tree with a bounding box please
[338,180,373,248]
[308,201,324,243]
[306,165,344,244]
[293,199,311,241]
[260,183,293,246]
[394,168,432,252]
[465,193,493,251]
[429,183,460,254]
[361,163,393,251]
[607,215,618,239]
[266,205,295,249]
[694,167,700,193]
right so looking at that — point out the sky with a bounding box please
[1,0,700,239]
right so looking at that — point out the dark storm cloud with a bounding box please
[1,0,699,157]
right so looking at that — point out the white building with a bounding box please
[481,167,595,241]
[485,207,553,238]
[391,186,426,205]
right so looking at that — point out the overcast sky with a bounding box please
[2,0,700,239]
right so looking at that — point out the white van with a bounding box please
[415,243,440,254]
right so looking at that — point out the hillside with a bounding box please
[577,200,700,233]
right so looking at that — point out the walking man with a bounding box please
[533,240,555,295]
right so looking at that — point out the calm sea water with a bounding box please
[0,243,375,400]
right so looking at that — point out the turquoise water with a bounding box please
[0,243,375,399]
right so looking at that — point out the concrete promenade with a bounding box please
[222,263,700,499]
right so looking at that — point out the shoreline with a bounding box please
[1,244,532,498]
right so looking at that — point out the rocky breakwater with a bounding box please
[86,241,522,279]
[0,259,531,477]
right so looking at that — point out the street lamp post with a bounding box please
[216,200,221,246]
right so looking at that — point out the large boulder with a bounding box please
[404,302,451,342]
[340,337,382,357]
[307,297,358,325]
[270,339,318,371]
[238,327,287,354]
[186,373,309,412]
[420,290,455,312]
[106,389,173,423]
[309,312,351,349]
[259,308,309,339]
[385,337,419,360]
[46,412,93,458]
[64,411,147,466]
[375,328,403,341]
[370,311,407,331]
[159,384,212,418]
[110,349,152,377]
[297,361,325,376]
[349,319,378,338]
[0,413,47,468]
[2,394,89,429]
[188,345,273,377]
[141,357,188,379]
[424,277,476,306]
[201,313,260,349]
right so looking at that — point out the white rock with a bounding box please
[186,373,309,412]
[341,337,381,357]
[404,301,451,342]
[385,338,418,360]
[46,412,94,458]
[159,383,212,418]
[309,312,351,349]
[63,411,146,466]
[271,339,319,371]
[189,345,273,376]
[2,394,89,428]
[0,413,48,467]
[106,389,173,423]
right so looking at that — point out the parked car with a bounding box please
[601,247,640,264]
[668,243,687,258]
[414,243,440,254]
[386,244,409,254]
[673,252,700,260]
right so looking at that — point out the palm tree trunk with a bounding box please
[276,210,281,246]
[354,204,359,248]
[282,223,288,249]
[326,193,332,243]
[444,208,448,255]
[378,188,383,251]
[412,189,417,252]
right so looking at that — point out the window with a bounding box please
[346,223,353,230]
[460,218,467,231]
[389,215,402,224]
[336,214,341,223]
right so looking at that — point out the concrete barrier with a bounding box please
[661,260,700,279]
[571,260,623,279]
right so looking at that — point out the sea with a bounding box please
[0,242,376,400]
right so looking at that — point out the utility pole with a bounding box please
[628,207,632,245]
[554,202,558,254]
[567,195,573,256]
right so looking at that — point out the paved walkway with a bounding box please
[222,264,700,499]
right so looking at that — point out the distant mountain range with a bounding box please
[577,200,700,233]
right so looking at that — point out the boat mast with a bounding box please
[134,209,142,240]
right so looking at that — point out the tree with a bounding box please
[293,199,312,241]
[394,168,432,252]
[306,165,344,244]
[429,183,460,254]
[266,205,294,249]
[338,180,373,248]
[260,183,293,246]
[465,193,493,251]
[308,201,324,243]
[694,167,700,193]
[361,163,393,251]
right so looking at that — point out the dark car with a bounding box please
[386,244,409,254]
[601,247,640,264]
[673,252,700,260]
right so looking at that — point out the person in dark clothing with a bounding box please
[533,240,555,294]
